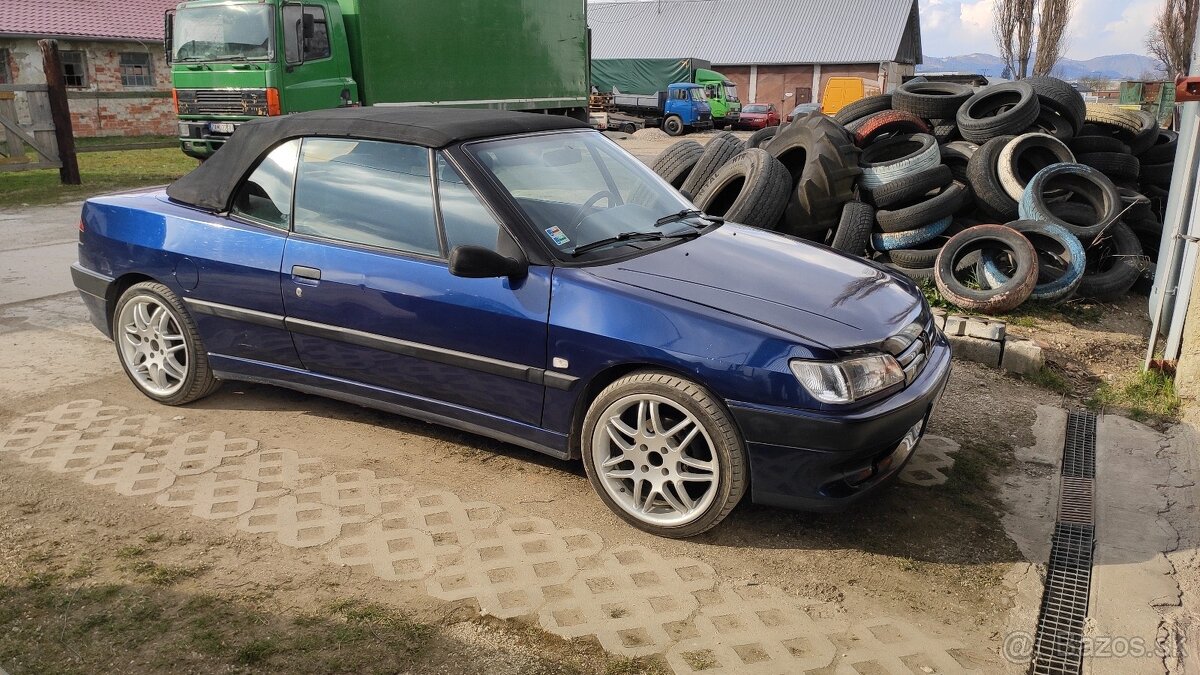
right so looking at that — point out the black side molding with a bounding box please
[183,298,287,330]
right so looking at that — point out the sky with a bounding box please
[921,0,1160,59]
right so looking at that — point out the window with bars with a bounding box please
[119,52,153,87]
[61,50,87,87]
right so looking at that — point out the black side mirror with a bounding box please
[449,246,527,279]
[302,13,316,38]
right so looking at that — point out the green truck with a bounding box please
[590,58,741,127]
[166,0,590,158]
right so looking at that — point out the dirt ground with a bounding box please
[0,134,1169,674]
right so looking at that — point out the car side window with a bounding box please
[293,138,441,257]
[230,139,300,229]
[437,154,503,252]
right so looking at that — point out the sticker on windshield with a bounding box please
[545,226,571,246]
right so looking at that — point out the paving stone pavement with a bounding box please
[2,400,979,672]
[898,435,960,487]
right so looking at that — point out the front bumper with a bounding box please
[177,120,246,159]
[728,332,951,511]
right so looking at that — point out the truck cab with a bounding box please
[694,68,740,127]
[169,0,357,159]
[662,83,713,135]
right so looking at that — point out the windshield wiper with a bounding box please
[654,209,723,228]
[571,230,700,257]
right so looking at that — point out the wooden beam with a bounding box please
[39,39,81,185]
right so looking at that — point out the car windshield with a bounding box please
[173,5,273,62]
[743,104,768,113]
[468,131,706,258]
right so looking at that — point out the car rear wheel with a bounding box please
[582,371,747,538]
[113,281,220,405]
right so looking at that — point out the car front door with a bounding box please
[279,137,551,426]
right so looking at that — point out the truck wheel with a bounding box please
[663,116,684,136]
[621,123,637,134]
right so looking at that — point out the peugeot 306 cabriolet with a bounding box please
[71,107,949,537]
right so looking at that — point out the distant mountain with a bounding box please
[919,53,1162,80]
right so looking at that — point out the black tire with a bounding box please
[663,116,684,137]
[1139,129,1178,164]
[931,121,960,144]
[650,140,704,189]
[746,125,780,149]
[935,224,1039,314]
[941,140,978,185]
[693,148,792,229]
[1024,107,1075,140]
[1076,222,1145,301]
[1128,110,1161,155]
[1076,152,1140,181]
[888,235,949,269]
[1019,162,1122,241]
[884,261,936,282]
[1140,162,1175,187]
[1025,76,1086,134]
[861,164,953,209]
[768,114,862,235]
[581,371,748,538]
[112,281,221,405]
[956,82,1040,143]
[858,133,939,189]
[1069,135,1131,155]
[832,94,893,125]
[876,181,968,233]
[829,200,874,256]
[680,132,744,197]
[966,135,1019,220]
[892,81,974,120]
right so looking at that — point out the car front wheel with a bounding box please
[582,371,747,538]
[113,281,220,405]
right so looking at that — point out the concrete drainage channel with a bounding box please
[1030,410,1097,674]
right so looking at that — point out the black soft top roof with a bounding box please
[166,106,590,213]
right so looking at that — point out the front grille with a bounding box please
[177,88,269,116]
[884,322,929,385]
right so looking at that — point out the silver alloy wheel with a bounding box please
[590,393,719,527]
[116,295,188,397]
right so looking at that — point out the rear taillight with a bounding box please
[78,218,85,232]
[171,88,179,113]
[266,88,281,116]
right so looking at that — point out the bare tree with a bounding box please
[1147,0,1199,77]
[1033,0,1074,76]
[993,0,1037,78]
[1078,75,1111,93]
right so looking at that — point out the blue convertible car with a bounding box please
[71,107,949,537]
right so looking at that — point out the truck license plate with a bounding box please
[208,122,236,134]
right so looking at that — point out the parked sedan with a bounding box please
[71,107,949,538]
[736,103,780,129]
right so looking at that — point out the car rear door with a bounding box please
[279,138,551,426]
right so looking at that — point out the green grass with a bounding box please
[74,135,175,149]
[1022,366,1072,395]
[0,147,197,208]
[1088,368,1181,423]
[126,560,207,586]
[919,279,1103,326]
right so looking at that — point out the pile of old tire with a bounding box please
[825,76,1158,312]
[647,113,862,234]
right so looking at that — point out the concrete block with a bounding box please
[1000,338,1045,375]
[965,318,1006,342]
[947,334,1002,367]
[930,310,947,331]
[943,315,968,337]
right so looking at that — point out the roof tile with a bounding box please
[0,0,179,42]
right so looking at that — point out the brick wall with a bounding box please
[714,62,913,114]
[0,37,174,138]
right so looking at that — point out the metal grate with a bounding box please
[1062,410,1096,478]
[1032,522,1095,674]
[1030,410,1098,675]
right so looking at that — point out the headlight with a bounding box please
[789,354,905,404]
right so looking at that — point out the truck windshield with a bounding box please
[689,88,705,101]
[468,131,707,259]
[173,5,274,62]
[723,82,739,102]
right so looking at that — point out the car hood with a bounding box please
[586,224,925,350]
